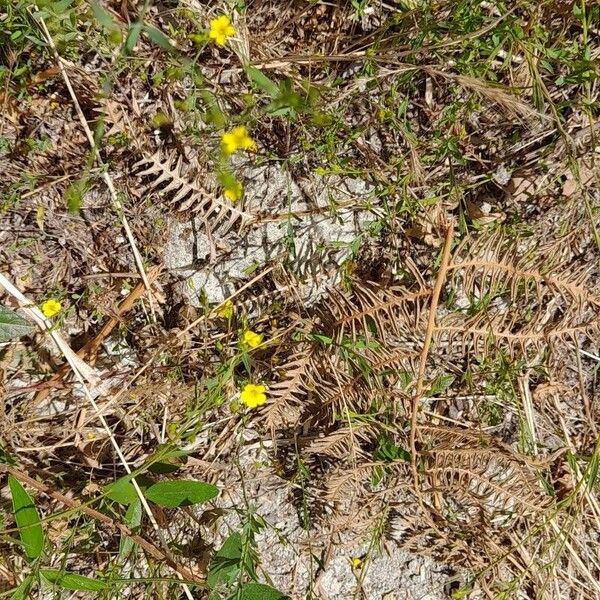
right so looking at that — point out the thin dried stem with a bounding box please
[409,223,454,486]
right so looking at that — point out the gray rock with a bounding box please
[163,164,374,306]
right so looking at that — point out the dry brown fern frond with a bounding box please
[256,230,596,595]
[309,347,419,422]
[417,424,495,449]
[322,282,430,344]
[323,462,388,504]
[262,290,422,428]
[438,233,600,352]
[305,423,379,461]
[414,426,552,523]
[329,500,393,546]
[423,447,550,523]
[391,515,483,569]
[449,233,599,308]
[263,348,316,428]
[134,151,253,234]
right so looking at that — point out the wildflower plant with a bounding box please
[217,126,256,204]
[224,179,243,203]
[221,126,257,156]
[241,330,263,349]
[209,15,235,46]
[216,299,234,319]
[41,298,62,318]
[240,383,267,409]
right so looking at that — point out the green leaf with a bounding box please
[64,179,88,213]
[119,498,142,559]
[266,79,304,118]
[233,583,289,600]
[41,570,107,592]
[104,474,152,505]
[148,461,182,474]
[105,477,138,505]
[0,443,17,466]
[52,0,74,13]
[8,475,44,561]
[90,0,118,31]
[429,374,455,396]
[245,66,279,97]
[312,333,333,345]
[374,434,411,463]
[144,480,218,508]
[10,575,34,600]
[199,90,226,129]
[207,532,242,589]
[143,25,175,52]
[124,21,142,55]
[0,305,33,343]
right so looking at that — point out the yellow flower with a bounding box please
[224,180,243,203]
[216,299,234,319]
[350,556,363,570]
[209,15,235,46]
[242,330,263,349]
[221,125,257,155]
[240,383,267,409]
[41,298,62,318]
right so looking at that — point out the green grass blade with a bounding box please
[9,575,34,600]
[41,570,107,592]
[233,583,289,600]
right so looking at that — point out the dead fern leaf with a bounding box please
[323,283,430,344]
[263,349,315,428]
[440,234,600,351]
[324,462,384,503]
[306,424,377,460]
[134,151,253,234]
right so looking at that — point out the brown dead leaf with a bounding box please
[562,161,598,197]
[507,176,537,202]
[465,198,504,226]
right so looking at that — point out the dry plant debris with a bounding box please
[0,0,599,598]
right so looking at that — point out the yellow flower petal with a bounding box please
[240,383,267,409]
[221,131,238,155]
[209,15,236,46]
[242,330,263,349]
[221,125,256,155]
[233,125,256,151]
[216,299,234,319]
[41,298,62,318]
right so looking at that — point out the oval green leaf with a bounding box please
[0,305,33,343]
[8,475,44,561]
[245,66,279,97]
[104,474,153,505]
[41,570,107,592]
[144,480,218,508]
[143,25,175,52]
[234,583,289,600]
